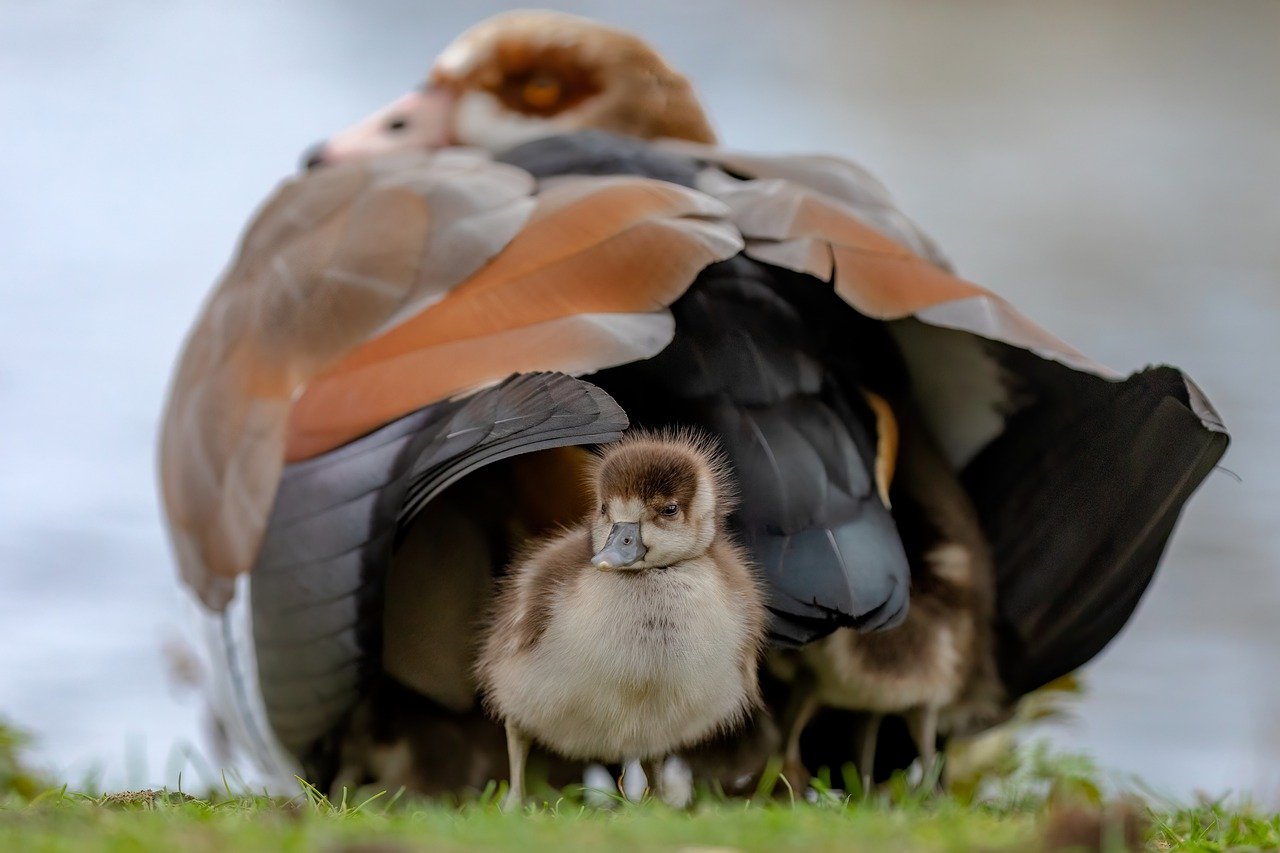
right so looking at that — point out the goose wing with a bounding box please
[159,147,741,610]
[163,132,1226,781]
[674,140,1227,695]
[239,372,625,773]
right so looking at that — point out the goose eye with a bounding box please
[660,503,679,517]
[385,116,408,132]
[521,74,562,109]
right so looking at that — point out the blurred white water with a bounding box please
[1,0,1276,798]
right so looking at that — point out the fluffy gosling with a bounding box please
[773,406,1002,793]
[477,432,767,808]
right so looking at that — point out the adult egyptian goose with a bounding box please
[158,11,1227,792]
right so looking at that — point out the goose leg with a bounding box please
[503,722,531,811]
[779,677,820,792]
[905,705,940,788]
[858,713,883,795]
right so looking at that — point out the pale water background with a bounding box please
[2,0,1277,799]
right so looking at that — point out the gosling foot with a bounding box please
[780,757,812,797]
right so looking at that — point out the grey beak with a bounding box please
[592,522,647,570]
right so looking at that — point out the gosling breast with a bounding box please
[479,531,763,762]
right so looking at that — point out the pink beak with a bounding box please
[303,86,456,170]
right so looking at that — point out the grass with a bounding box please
[1,790,1038,853]
[1,772,1278,852]
[2,718,1278,851]
[1151,803,1280,851]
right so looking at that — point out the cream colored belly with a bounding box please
[490,565,752,761]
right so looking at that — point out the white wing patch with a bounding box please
[890,319,1013,469]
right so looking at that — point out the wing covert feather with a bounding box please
[162,152,739,609]
[161,151,537,608]
[286,177,741,460]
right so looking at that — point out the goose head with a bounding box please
[305,10,715,168]
[589,433,734,572]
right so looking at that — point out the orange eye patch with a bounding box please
[521,74,562,109]
[483,43,603,117]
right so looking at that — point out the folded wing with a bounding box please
[159,148,740,610]
[164,132,1227,784]
[677,140,1228,696]
[230,372,626,773]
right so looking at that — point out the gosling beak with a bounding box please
[592,522,647,571]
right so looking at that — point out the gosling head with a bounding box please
[589,431,735,572]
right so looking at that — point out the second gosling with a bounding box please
[773,404,1003,793]
[477,432,767,809]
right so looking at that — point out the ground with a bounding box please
[3,720,1278,851]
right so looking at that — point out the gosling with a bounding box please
[773,404,1003,793]
[476,431,767,809]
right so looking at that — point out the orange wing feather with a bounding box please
[165,140,1122,610]
[677,142,1105,374]
[286,178,741,459]
[160,151,537,607]
[160,156,740,607]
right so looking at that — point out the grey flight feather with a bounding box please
[246,373,627,763]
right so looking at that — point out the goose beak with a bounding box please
[592,522,647,571]
[301,85,456,170]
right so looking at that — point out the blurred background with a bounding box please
[1,0,1276,799]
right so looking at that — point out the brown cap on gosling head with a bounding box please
[589,431,735,572]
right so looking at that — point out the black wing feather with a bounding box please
[594,256,911,644]
[502,133,914,644]
[963,349,1228,696]
[245,373,627,767]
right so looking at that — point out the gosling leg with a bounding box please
[779,676,820,792]
[641,757,665,804]
[857,712,883,795]
[503,722,531,811]
[905,705,940,788]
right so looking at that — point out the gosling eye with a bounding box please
[659,503,679,517]
[385,116,408,132]
[600,504,607,516]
